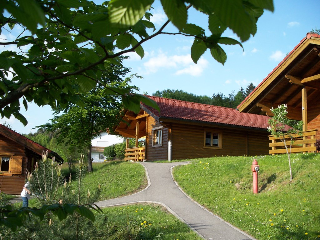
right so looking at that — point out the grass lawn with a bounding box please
[80,161,147,201]
[173,153,320,240]
[60,160,202,239]
[100,204,202,239]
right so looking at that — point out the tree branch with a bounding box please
[0,41,18,45]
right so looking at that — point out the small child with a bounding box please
[21,182,31,207]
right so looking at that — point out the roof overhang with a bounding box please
[238,33,320,120]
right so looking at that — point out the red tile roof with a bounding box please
[142,96,270,130]
[0,124,63,163]
[237,33,320,110]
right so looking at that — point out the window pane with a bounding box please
[212,133,219,146]
[205,132,211,146]
[158,130,162,145]
[1,157,10,171]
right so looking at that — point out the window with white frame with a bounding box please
[204,131,221,148]
[152,128,163,147]
[0,156,10,172]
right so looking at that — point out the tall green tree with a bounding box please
[40,60,133,172]
[1,0,273,124]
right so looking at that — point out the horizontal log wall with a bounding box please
[0,175,25,195]
[307,104,320,140]
[145,117,168,161]
[0,135,28,194]
[170,123,269,160]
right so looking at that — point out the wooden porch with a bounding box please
[115,110,149,161]
[124,147,145,161]
[269,129,317,154]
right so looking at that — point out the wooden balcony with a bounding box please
[124,147,145,161]
[269,129,317,154]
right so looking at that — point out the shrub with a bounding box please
[104,145,116,160]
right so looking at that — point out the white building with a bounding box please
[91,132,123,162]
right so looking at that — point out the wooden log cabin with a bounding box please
[114,96,271,161]
[0,124,63,194]
[238,33,320,154]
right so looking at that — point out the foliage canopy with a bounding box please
[1,0,273,124]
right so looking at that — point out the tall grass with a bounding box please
[173,153,320,239]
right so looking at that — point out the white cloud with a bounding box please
[283,32,286,36]
[251,48,258,53]
[288,21,300,27]
[143,51,208,76]
[225,80,231,84]
[123,52,142,61]
[175,58,208,76]
[150,10,167,26]
[269,50,285,62]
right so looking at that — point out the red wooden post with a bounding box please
[251,159,260,194]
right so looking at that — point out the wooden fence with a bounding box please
[269,129,317,154]
[124,147,145,161]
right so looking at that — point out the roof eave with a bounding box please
[238,34,320,113]
[159,117,269,132]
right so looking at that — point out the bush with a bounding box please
[104,145,116,160]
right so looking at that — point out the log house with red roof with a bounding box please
[0,124,63,194]
[115,96,271,161]
[238,33,320,154]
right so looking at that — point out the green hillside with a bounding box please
[173,153,320,240]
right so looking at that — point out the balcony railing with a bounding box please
[124,147,145,161]
[269,129,317,154]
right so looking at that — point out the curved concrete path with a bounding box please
[95,162,254,240]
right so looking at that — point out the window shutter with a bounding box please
[9,156,23,174]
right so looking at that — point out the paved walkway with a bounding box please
[96,162,254,240]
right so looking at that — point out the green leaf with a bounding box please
[108,0,154,27]
[141,20,155,30]
[80,49,99,63]
[13,112,28,126]
[23,98,28,111]
[76,206,95,221]
[54,207,68,221]
[206,0,256,42]
[208,14,227,35]
[0,81,8,93]
[160,0,187,31]
[116,34,132,49]
[76,75,97,92]
[139,95,160,112]
[54,3,73,26]
[92,20,112,40]
[191,38,207,64]
[218,37,243,49]
[122,95,141,113]
[248,0,274,12]
[130,37,144,58]
[182,24,205,36]
[56,0,85,8]
[210,44,227,65]
[100,37,114,46]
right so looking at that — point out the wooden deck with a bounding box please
[269,129,317,154]
[124,147,145,161]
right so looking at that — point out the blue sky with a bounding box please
[0,0,319,134]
